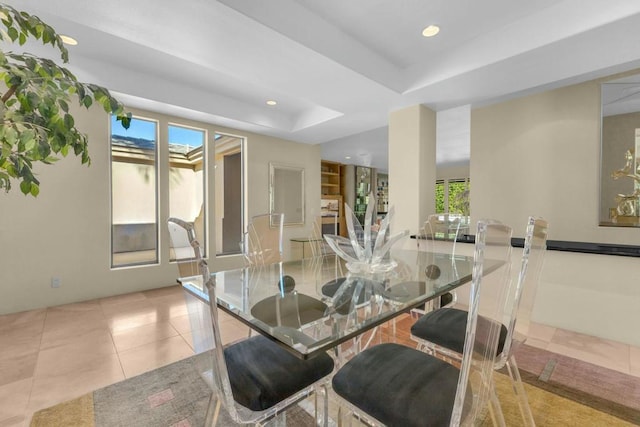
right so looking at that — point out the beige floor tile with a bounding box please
[98,291,147,306]
[147,294,189,319]
[47,301,101,314]
[168,314,192,335]
[527,322,557,342]
[0,322,44,361]
[524,337,549,350]
[0,309,46,334]
[0,378,31,423]
[629,345,640,377]
[0,415,26,427]
[111,321,179,352]
[40,310,109,351]
[142,285,182,299]
[220,320,250,345]
[181,331,196,351]
[0,351,38,387]
[118,335,194,378]
[101,299,170,333]
[547,329,630,374]
[35,330,117,378]
[28,353,124,415]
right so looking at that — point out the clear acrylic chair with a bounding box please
[242,213,284,266]
[331,219,513,426]
[203,277,334,426]
[309,213,338,258]
[417,213,470,310]
[411,216,548,426]
[167,217,205,287]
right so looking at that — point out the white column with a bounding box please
[388,104,436,236]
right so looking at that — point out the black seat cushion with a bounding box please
[322,277,384,315]
[250,293,328,328]
[224,335,334,411]
[332,343,470,427]
[410,308,508,356]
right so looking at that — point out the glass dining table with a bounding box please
[181,248,478,360]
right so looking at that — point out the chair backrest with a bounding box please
[451,219,513,425]
[420,213,469,254]
[242,213,284,265]
[204,276,276,422]
[167,217,207,281]
[202,275,236,420]
[309,213,338,257]
[500,216,549,362]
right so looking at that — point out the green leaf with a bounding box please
[19,179,30,195]
[63,113,74,129]
[0,3,128,196]
[59,99,69,112]
[4,126,17,144]
[7,26,18,41]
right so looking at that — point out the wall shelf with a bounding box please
[321,160,346,236]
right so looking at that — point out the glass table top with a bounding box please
[182,249,479,359]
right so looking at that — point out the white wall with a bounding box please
[0,105,320,315]
[471,78,640,346]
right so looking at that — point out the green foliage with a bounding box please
[435,181,445,213]
[0,3,131,196]
[449,180,470,215]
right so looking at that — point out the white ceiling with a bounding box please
[6,0,640,169]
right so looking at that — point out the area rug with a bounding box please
[512,343,640,424]
[30,348,640,427]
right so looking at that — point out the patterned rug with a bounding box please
[30,346,640,427]
[512,344,640,424]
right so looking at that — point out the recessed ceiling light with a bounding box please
[345,156,351,160]
[422,25,440,38]
[60,35,78,46]
[266,100,277,106]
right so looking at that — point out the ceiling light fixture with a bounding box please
[266,100,277,106]
[345,156,351,160]
[60,34,78,46]
[422,25,440,38]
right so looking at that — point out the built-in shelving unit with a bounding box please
[321,160,346,236]
[376,173,389,215]
[321,160,342,195]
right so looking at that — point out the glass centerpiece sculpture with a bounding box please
[324,192,409,274]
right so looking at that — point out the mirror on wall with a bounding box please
[270,163,305,226]
[600,73,640,227]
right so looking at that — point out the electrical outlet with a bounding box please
[51,277,61,288]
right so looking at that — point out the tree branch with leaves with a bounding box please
[0,3,131,196]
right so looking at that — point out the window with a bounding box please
[110,111,246,268]
[111,116,158,267]
[168,124,206,259]
[435,178,470,216]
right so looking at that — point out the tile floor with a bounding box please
[1,285,638,427]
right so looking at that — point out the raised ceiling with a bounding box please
[6,0,640,168]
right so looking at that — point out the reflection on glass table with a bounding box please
[182,249,488,360]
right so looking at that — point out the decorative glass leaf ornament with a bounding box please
[324,192,409,273]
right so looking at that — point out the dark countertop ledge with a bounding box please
[411,234,640,258]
